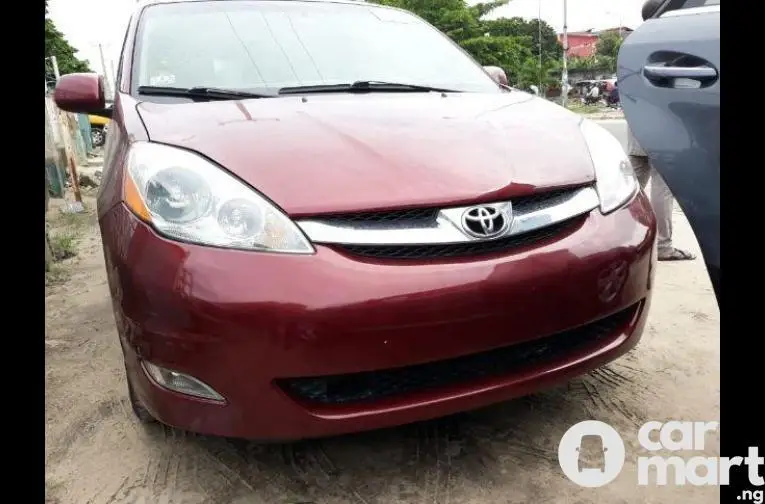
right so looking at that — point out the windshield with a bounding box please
[132,0,500,97]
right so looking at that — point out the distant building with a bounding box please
[558,26,633,58]
[560,32,599,58]
[595,26,634,38]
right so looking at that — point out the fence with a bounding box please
[45,92,93,198]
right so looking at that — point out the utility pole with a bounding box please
[561,0,569,108]
[51,55,61,81]
[98,43,112,98]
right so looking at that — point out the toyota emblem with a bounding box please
[461,205,510,238]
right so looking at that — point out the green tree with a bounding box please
[368,0,564,92]
[482,17,561,63]
[568,55,614,79]
[594,32,622,73]
[458,36,532,83]
[518,56,561,91]
[374,0,507,42]
[45,0,91,82]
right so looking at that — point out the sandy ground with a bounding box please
[45,187,719,504]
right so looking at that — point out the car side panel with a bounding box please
[618,7,719,302]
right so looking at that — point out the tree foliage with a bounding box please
[595,32,623,59]
[568,55,614,76]
[459,36,531,82]
[482,17,561,63]
[45,0,91,82]
[371,0,563,92]
[593,32,623,73]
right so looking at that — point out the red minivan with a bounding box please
[54,0,656,441]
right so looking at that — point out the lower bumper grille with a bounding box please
[277,303,639,406]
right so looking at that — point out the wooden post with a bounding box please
[67,155,83,203]
[58,110,83,203]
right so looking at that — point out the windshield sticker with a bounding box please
[149,73,176,86]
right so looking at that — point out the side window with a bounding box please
[649,0,719,20]
[681,0,719,7]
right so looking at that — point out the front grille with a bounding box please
[318,185,588,227]
[335,217,584,259]
[277,303,638,406]
[320,207,438,226]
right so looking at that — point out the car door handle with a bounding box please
[643,65,717,80]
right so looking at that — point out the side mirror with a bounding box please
[641,0,665,20]
[483,66,508,87]
[54,73,112,118]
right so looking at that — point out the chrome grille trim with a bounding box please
[296,186,600,246]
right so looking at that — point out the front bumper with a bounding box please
[102,193,656,440]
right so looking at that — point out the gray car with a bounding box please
[617,0,719,304]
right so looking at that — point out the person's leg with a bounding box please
[649,165,696,261]
[649,167,673,251]
[629,155,651,190]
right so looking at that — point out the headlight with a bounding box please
[123,142,314,254]
[580,119,638,214]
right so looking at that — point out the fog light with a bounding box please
[142,361,225,402]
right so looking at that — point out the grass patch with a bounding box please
[44,202,96,287]
[46,204,95,263]
[52,206,93,231]
[566,101,603,115]
[45,479,65,504]
[45,264,71,286]
[50,231,79,261]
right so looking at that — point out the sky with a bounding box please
[47,0,645,82]
[48,0,136,82]
[481,0,645,31]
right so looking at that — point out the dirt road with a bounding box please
[45,192,719,504]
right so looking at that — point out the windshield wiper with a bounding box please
[137,86,275,100]
[278,80,461,95]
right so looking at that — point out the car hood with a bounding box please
[136,92,594,216]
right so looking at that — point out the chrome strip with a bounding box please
[297,186,600,246]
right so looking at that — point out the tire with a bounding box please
[126,365,156,424]
[91,126,105,148]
